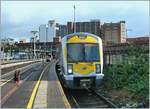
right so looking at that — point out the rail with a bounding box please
[66,88,118,108]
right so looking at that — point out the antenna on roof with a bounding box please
[73,5,76,33]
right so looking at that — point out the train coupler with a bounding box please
[80,79,92,88]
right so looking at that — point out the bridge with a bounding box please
[15,40,149,65]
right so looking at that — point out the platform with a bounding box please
[33,60,71,108]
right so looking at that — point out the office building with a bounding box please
[39,24,47,42]
[47,20,56,42]
[39,20,57,42]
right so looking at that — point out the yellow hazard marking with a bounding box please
[57,80,71,108]
[27,64,49,108]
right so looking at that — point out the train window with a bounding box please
[84,44,100,62]
[67,44,84,62]
[67,43,100,62]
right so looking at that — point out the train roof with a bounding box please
[64,32,101,39]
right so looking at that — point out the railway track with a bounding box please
[55,63,118,108]
[57,76,118,108]
[67,88,118,108]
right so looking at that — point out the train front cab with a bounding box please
[62,33,104,89]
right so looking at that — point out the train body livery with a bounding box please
[58,32,104,89]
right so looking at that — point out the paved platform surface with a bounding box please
[33,60,70,108]
[2,62,44,108]
[1,60,70,108]
[34,81,48,108]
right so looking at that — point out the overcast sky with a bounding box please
[1,1,149,42]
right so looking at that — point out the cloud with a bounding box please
[1,1,149,41]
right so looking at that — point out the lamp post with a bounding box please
[31,31,38,60]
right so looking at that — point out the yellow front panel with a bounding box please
[67,35,98,43]
[65,34,102,75]
[73,63,95,75]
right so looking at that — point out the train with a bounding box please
[58,32,104,89]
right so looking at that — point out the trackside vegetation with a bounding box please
[103,44,149,105]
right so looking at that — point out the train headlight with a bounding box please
[67,64,73,74]
[96,64,101,74]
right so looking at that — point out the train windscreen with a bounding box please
[67,43,100,62]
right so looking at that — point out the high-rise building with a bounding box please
[39,20,57,42]
[39,20,126,43]
[101,21,126,43]
[47,20,56,42]
[39,24,47,42]
[67,20,101,37]
[67,22,74,34]
[90,19,101,36]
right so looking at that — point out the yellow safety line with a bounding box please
[0,78,13,87]
[27,64,49,108]
[57,81,71,108]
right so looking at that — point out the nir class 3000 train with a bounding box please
[58,32,104,89]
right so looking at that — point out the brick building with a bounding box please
[67,20,101,37]
[101,21,126,44]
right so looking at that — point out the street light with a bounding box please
[31,30,38,60]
